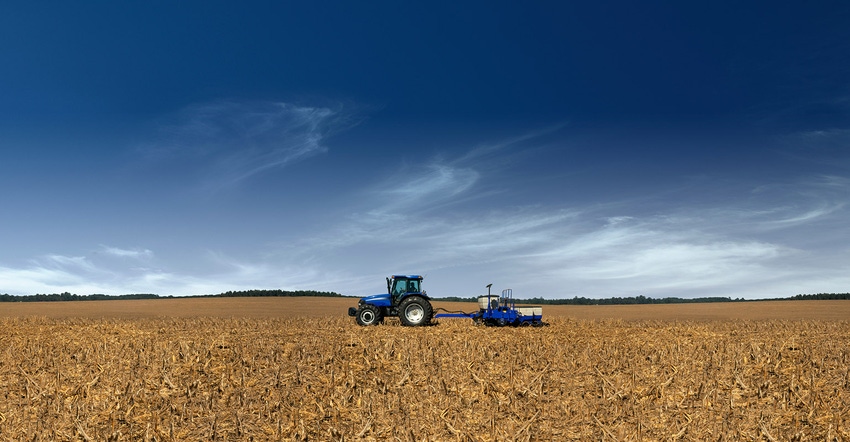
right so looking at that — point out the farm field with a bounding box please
[2,297,850,321]
[0,298,848,440]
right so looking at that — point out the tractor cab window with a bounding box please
[391,278,420,299]
[407,279,420,293]
[392,279,406,298]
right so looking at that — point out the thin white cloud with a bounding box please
[0,266,84,293]
[0,253,115,295]
[273,129,850,299]
[797,128,850,144]
[450,123,568,165]
[41,254,101,273]
[761,204,844,228]
[4,127,848,299]
[99,246,154,259]
[0,248,317,296]
[747,175,849,230]
[538,230,787,289]
[779,128,850,170]
[381,164,480,211]
[138,100,342,193]
[286,161,487,254]
[4,170,847,298]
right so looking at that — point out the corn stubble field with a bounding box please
[0,299,848,441]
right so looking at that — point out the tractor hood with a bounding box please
[360,293,392,307]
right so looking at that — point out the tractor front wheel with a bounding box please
[398,296,433,326]
[355,304,383,326]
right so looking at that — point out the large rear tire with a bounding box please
[355,304,383,326]
[398,296,433,326]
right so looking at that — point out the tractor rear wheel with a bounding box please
[355,304,382,326]
[398,296,433,326]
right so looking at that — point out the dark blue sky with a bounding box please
[2,2,849,298]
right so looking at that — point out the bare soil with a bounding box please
[1,297,848,439]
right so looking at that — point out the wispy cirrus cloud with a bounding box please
[520,215,792,296]
[0,246,316,296]
[0,254,112,295]
[779,127,850,170]
[138,100,345,192]
[747,175,849,231]
[99,245,154,259]
[380,163,480,212]
[6,127,849,299]
[273,129,850,299]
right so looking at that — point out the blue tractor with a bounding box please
[348,276,546,327]
[348,275,433,326]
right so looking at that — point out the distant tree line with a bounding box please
[0,291,846,303]
[785,293,850,301]
[436,295,741,305]
[0,292,161,302]
[437,293,850,305]
[517,295,742,305]
[202,289,342,298]
[435,296,477,303]
[0,289,342,302]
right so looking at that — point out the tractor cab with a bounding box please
[388,275,423,304]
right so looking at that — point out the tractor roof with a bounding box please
[391,275,422,280]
